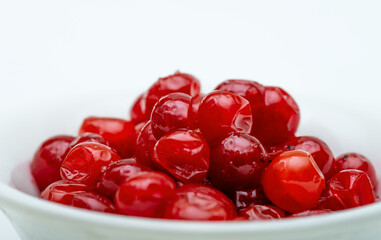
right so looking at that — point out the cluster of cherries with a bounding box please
[31,72,379,221]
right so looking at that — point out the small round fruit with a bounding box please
[329,169,375,209]
[238,205,285,220]
[335,153,378,190]
[316,188,344,211]
[31,135,75,191]
[214,80,265,134]
[262,150,325,213]
[209,133,269,193]
[151,93,191,139]
[135,121,157,169]
[164,184,236,221]
[68,132,109,151]
[145,72,201,119]
[198,91,253,142]
[97,158,143,198]
[60,142,121,188]
[79,117,136,158]
[234,187,270,210]
[115,171,176,218]
[254,86,300,146]
[41,180,116,213]
[284,136,335,178]
[187,94,204,130]
[130,93,147,124]
[153,130,209,183]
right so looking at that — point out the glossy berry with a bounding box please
[153,130,209,183]
[187,94,204,130]
[79,117,136,158]
[335,153,378,190]
[215,80,265,134]
[134,122,146,136]
[262,150,325,213]
[209,133,269,193]
[151,93,191,139]
[97,158,143,198]
[316,188,344,211]
[41,180,116,213]
[130,93,147,124]
[61,142,121,188]
[329,170,375,209]
[235,187,270,210]
[198,91,253,142]
[31,135,75,191]
[135,121,158,169]
[284,136,335,178]
[238,205,285,220]
[115,171,176,218]
[253,86,300,146]
[290,209,331,218]
[164,184,236,221]
[68,133,109,152]
[145,72,201,119]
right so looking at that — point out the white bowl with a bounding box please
[0,88,380,240]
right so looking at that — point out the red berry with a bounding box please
[316,188,344,211]
[164,184,236,221]
[262,150,325,213]
[215,80,265,134]
[238,204,285,220]
[145,72,201,119]
[284,136,335,178]
[134,122,146,136]
[329,170,375,209]
[290,209,331,218]
[130,93,147,124]
[187,94,205,130]
[61,142,121,188]
[153,130,209,183]
[253,86,300,146]
[209,133,269,193]
[69,132,109,151]
[235,187,270,210]
[97,158,143,198]
[335,153,378,190]
[31,135,75,191]
[79,117,136,158]
[198,91,253,142]
[115,171,176,218]
[135,121,157,169]
[41,180,116,213]
[151,93,191,139]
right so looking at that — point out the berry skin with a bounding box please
[41,180,116,213]
[238,205,286,220]
[262,150,325,213]
[209,133,269,194]
[198,91,253,142]
[31,135,75,191]
[214,80,265,135]
[253,86,300,146]
[153,130,209,183]
[79,117,136,158]
[145,72,201,119]
[164,184,236,221]
[130,93,147,124]
[68,133,109,152]
[115,171,176,218]
[187,94,205,130]
[316,188,344,211]
[329,170,375,209]
[135,121,158,169]
[284,136,335,178]
[60,142,121,188]
[234,187,270,210]
[151,93,191,139]
[335,153,378,190]
[97,158,143,198]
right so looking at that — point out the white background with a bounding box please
[1,1,380,239]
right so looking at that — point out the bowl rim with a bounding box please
[1,181,381,234]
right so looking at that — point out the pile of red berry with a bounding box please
[31,72,379,221]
